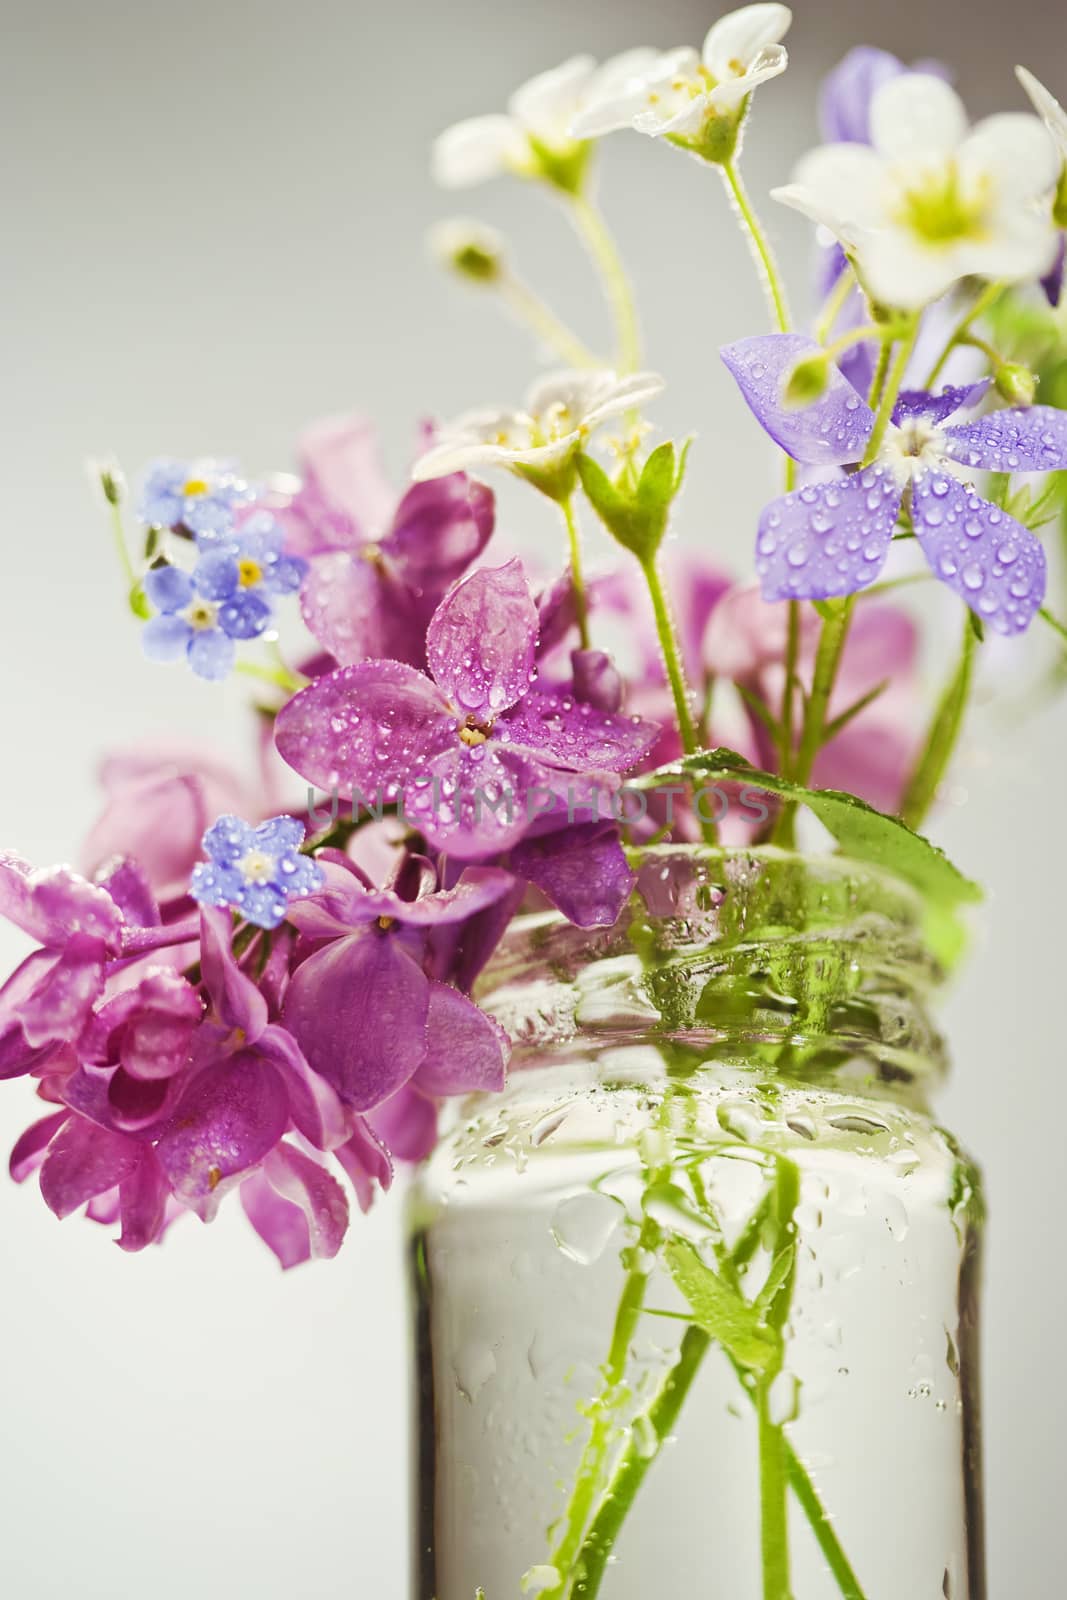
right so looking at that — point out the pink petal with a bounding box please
[154,1052,291,1215]
[240,1169,312,1269]
[333,1118,394,1210]
[117,1151,171,1252]
[262,1143,349,1260]
[426,558,538,717]
[254,1022,351,1151]
[386,866,515,928]
[500,689,659,773]
[571,648,623,714]
[367,1084,439,1164]
[297,412,396,545]
[9,1110,69,1183]
[282,931,429,1111]
[299,549,425,666]
[415,983,509,1096]
[383,474,495,599]
[39,1116,142,1219]
[17,937,107,1050]
[93,857,160,929]
[511,823,636,928]
[199,906,268,1039]
[273,660,455,800]
[0,852,124,951]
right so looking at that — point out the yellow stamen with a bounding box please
[238,557,263,588]
[459,724,489,746]
[182,477,210,498]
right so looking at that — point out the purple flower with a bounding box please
[192,511,308,639]
[281,855,513,1115]
[274,559,660,856]
[722,333,1067,632]
[141,564,237,680]
[279,413,495,668]
[190,815,324,930]
[818,47,947,144]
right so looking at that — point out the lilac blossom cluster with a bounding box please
[4,17,1067,1265]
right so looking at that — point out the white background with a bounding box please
[2,1,1065,1594]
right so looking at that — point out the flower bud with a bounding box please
[783,351,830,409]
[428,219,505,284]
[995,363,1037,407]
[1054,166,1067,230]
[87,455,126,507]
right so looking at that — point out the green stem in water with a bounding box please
[755,1156,800,1600]
[923,280,1005,390]
[569,193,642,373]
[500,272,602,369]
[641,557,699,756]
[899,612,977,830]
[561,496,591,649]
[721,161,791,336]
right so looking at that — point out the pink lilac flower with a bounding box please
[190,814,324,930]
[274,559,660,857]
[278,413,495,668]
[722,332,1067,632]
[703,584,921,812]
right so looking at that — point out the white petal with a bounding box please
[702,3,792,78]
[707,44,789,111]
[1016,66,1067,158]
[960,215,1060,286]
[961,113,1059,200]
[588,47,663,100]
[633,91,712,140]
[858,233,965,310]
[870,74,968,161]
[583,371,666,427]
[432,116,528,188]
[509,55,596,143]
[572,84,657,139]
[526,369,605,418]
[782,143,887,239]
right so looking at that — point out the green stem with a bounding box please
[500,272,602,369]
[780,601,800,779]
[561,496,591,649]
[785,595,855,805]
[721,161,791,335]
[109,501,138,590]
[569,194,641,372]
[234,658,307,694]
[640,557,699,756]
[923,280,1004,389]
[899,612,977,829]
[814,264,857,345]
[861,321,919,468]
[758,1384,792,1600]
[867,338,891,407]
[784,1441,868,1600]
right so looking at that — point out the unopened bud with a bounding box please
[428,218,505,284]
[87,455,126,507]
[995,363,1037,407]
[1054,166,1067,230]
[783,351,830,409]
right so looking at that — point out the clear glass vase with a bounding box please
[408,848,985,1600]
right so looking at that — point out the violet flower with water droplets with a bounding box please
[274,559,660,856]
[722,332,1067,632]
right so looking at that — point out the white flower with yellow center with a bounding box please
[411,370,664,498]
[432,51,660,191]
[773,73,1059,309]
[1016,66,1067,225]
[570,4,791,153]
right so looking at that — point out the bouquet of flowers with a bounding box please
[4,8,1067,1594]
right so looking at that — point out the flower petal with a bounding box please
[703,3,792,78]
[414,983,509,1096]
[755,468,901,601]
[154,1053,291,1215]
[261,1144,349,1260]
[199,906,269,1039]
[707,46,788,112]
[893,381,991,427]
[426,558,538,717]
[0,852,124,950]
[961,112,1059,199]
[773,143,886,243]
[273,660,455,801]
[385,866,515,928]
[117,1151,171,1252]
[254,1022,351,1151]
[721,335,875,465]
[282,932,429,1111]
[912,472,1046,634]
[241,1169,311,1268]
[432,114,528,188]
[9,1110,69,1183]
[299,548,423,666]
[39,1117,142,1220]
[943,406,1067,472]
[333,1117,394,1210]
[870,73,968,160]
[500,689,659,772]
[1016,66,1067,158]
[571,648,623,713]
[366,1085,438,1164]
[819,46,907,143]
[512,823,636,928]
[382,475,495,603]
[16,936,107,1050]
[296,413,395,545]
[509,54,594,142]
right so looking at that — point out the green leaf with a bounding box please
[575,451,649,558]
[665,1239,779,1374]
[634,441,677,541]
[754,1241,796,1321]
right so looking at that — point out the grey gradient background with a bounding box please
[2,1,1065,1594]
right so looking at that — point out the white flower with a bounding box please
[1016,67,1067,226]
[432,52,660,190]
[571,4,791,145]
[773,73,1060,310]
[411,371,665,491]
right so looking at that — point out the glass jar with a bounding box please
[408,848,985,1600]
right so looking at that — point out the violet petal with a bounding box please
[154,1052,291,1214]
[382,475,495,599]
[17,936,107,1050]
[9,1110,69,1183]
[892,381,991,426]
[333,1118,394,1212]
[414,983,509,1097]
[241,1170,312,1269]
[367,1084,439,1164]
[943,406,1067,473]
[426,558,538,717]
[0,853,124,951]
[385,866,515,928]
[299,550,425,667]
[254,1022,351,1151]
[282,931,430,1111]
[262,1144,349,1260]
[755,468,901,601]
[571,648,623,714]
[500,690,659,773]
[39,1117,142,1219]
[199,906,268,1040]
[721,335,875,466]
[274,660,455,800]
[117,1151,171,1252]
[512,823,636,928]
[912,472,1046,634]
[93,857,160,930]
[296,412,396,547]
